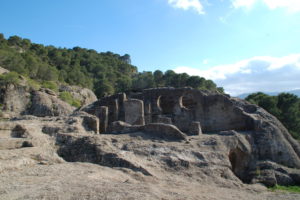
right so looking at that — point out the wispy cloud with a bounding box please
[232,0,257,9]
[167,0,205,14]
[167,0,300,16]
[232,0,300,13]
[174,54,300,96]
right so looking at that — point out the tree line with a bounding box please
[0,33,223,97]
[246,92,300,140]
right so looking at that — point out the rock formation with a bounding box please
[0,66,9,74]
[82,87,300,186]
[59,85,97,106]
[1,86,300,199]
[0,70,97,118]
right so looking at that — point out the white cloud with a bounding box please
[174,54,300,96]
[264,0,300,12]
[232,0,300,12]
[167,0,205,14]
[232,0,257,9]
[202,59,209,64]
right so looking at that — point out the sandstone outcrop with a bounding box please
[0,68,98,118]
[59,85,97,106]
[82,87,300,186]
[0,81,98,118]
[0,85,74,117]
[0,84,31,116]
[0,66,9,74]
[28,90,74,117]
[1,87,300,199]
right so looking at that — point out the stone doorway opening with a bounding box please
[228,148,251,183]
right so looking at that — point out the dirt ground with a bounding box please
[1,162,300,200]
[1,119,300,200]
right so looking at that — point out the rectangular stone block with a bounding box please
[124,99,145,125]
[99,106,108,133]
[188,121,202,136]
[144,102,152,124]
[157,115,172,124]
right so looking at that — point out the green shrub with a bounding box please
[41,81,58,92]
[59,91,81,108]
[71,99,81,108]
[26,78,41,90]
[270,185,300,193]
[0,72,20,85]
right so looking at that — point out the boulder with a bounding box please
[0,66,9,74]
[0,84,30,116]
[29,91,74,117]
[251,169,277,187]
[71,112,99,134]
[59,85,97,106]
[251,161,300,186]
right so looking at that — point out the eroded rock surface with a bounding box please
[1,87,300,199]
[1,116,300,200]
[82,87,300,186]
[59,85,97,106]
[29,90,74,117]
[0,66,9,74]
[0,84,31,116]
[0,69,97,117]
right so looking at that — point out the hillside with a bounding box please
[0,33,223,97]
[245,92,300,140]
[238,89,300,99]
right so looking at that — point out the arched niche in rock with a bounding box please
[157,95,177,115]
[179,93,198,110]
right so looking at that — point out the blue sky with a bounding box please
[1,0,300,95]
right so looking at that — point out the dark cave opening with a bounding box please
[229,150,237,173]
[228,148,251,183]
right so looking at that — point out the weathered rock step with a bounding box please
[0,130,13,139]
[56,135,152,176]
[0,138,33,150]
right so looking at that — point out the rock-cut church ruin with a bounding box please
[82,87,300,186]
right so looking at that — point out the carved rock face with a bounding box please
[81,87,300,186]
[1,87,299,188]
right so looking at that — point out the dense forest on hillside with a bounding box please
[0,33,223,97]
[246,92,300,140]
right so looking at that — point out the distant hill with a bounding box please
[0,33,223,97]
[237,89,300,99]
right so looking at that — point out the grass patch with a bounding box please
[26,78,41,90]
[59,91,81,108]
[41,81,58,92]
[0,71,20,85]
[270,185,300,193]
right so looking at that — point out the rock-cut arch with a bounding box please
[180,94,197,110]
[157,95,177,115]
